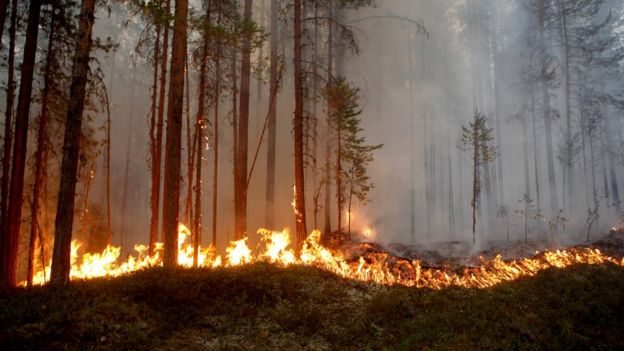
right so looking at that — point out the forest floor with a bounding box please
[1,258,624,350]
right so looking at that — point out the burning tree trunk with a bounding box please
[161,0,187,267]
[235,0,253,240]
[265,0,278,229]
[28,8,57,286]
[293,0,308,245]
[50,0,97,285]
[0,0,17,265]
[1,0,42,288]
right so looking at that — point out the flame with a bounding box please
[26,225,624,289]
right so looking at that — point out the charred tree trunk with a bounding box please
[50,0,96,285]
[161,0,188,267]
[265,0,278,229]
[235,0,253,239]
[293,0,307,245]
[1,0,42,288]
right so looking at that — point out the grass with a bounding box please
[1,262,623,350]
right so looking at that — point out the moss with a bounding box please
[1,263,623,350]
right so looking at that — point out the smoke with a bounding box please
[77,0,624,254]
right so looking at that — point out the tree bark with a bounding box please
[194,9,210,266]
[293,0,308,245]
[0,0,9,48]
[265,0,278,229]
[28,8,57,286]
[0,0,17,274]
[322,5,334,240]
[161,0,188,267]
[538,0,559,215]
[149,17,162,255]
[235,0,253,239]
[1,0,42,288]
[157,0,172,239]
[50,0,96,285]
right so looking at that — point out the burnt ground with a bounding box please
[1,257,624,350]
[341,229,624,270]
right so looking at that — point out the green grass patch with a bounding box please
[1,263,623,350]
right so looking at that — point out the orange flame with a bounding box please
[26,225,624,289]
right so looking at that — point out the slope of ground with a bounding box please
[1,262,623,350]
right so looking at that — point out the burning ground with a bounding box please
[2,231,624,350]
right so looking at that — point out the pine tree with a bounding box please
[461,109,497,244]
[324,77,381,242]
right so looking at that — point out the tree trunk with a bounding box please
[1,0,42,288]
[472,139,478,244]
[531,85,541,209]
[157,0,172,238]
[119,71,136,254]
[293,0,307,245]
[194,11,210,266]
[104,88,112,245]
[212,4,222,248]
[0,0,9,47]
[322,5,334,240]
[50,0,96,285]
[28,8,57,286]
[148,18,162,255]
[538,0,559,215]
[408,31,416,244]
[558,0,573,211]
[0,0,17,271]
[212,53,220,248]
[235,0,253,239]
[161,0,188,267]
[185,56,194,226]
[265,0,278,229]
[231,47,238,229]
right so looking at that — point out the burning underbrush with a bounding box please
[26,225,624,290]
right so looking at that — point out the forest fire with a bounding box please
[26,224,624,289]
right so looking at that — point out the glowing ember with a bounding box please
[26,225,624,289]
